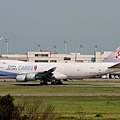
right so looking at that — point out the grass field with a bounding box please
[1,79,120,119]
[13,96,120,119]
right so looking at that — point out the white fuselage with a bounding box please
[0,60,119,80]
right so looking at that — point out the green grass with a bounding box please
[1,84,120,93]
[13,96,120,119]
[1,79,120,119]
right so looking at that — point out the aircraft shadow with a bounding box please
[13,84,43,86]
[13,83,105,87]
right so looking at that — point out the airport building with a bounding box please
[0,50,112,63]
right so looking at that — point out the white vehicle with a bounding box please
[0,47,120,84]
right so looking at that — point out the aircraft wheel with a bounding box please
[57,80,63,85]
[40,82,48,85]
[51,80,63,85]
[51,81,57,85]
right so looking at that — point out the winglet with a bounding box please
[48,67,56,72]
[103,46,120,62]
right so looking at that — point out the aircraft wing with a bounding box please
[16,67,57,82]
[35,67,56,79]
[108,63,120,69]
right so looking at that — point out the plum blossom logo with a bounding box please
[34,65,37,70]
[115,47,120,60]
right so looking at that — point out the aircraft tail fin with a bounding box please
[103,46,120,62]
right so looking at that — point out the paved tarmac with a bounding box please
[0,80,120,96]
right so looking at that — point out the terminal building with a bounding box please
[0,50,112,63]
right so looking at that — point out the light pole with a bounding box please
[94,45,97,62]
[5,38,9,54]
[64,39,68,54]
[53,45,57,54]
[94,45,97,52]
[80,45,83,55]
[0,37,3,41]
[38,44,41,51]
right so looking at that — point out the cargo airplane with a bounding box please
[0,46,120,85]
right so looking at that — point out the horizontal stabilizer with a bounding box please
[108,63,120,69]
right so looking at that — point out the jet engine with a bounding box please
[16,75,26,82]
[53,72,68,80]
[16,73,36,82]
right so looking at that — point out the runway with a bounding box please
[0,80,120,96]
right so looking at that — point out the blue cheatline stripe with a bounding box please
[0,70,19,77]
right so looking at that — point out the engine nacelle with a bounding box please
[16,75,26,82]
[16,73,36,82]
[53,72,68,80]
[26,73,36,81]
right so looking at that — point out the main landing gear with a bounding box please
[51,80,63,85]
[40,80,63,85]
[40,81,48,85]
[40,76,63,85]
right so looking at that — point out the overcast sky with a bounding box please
[0,0,120,54]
